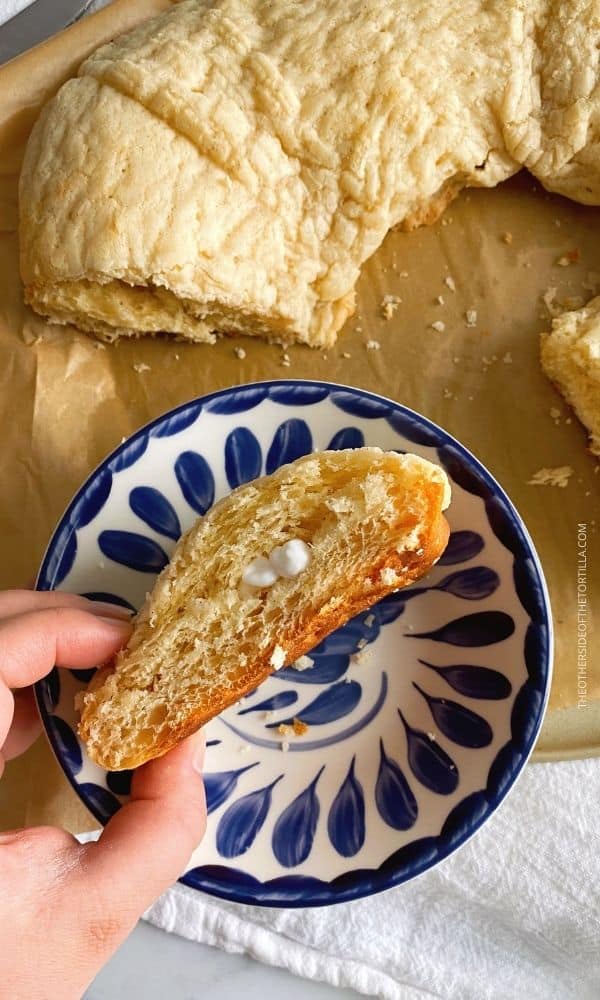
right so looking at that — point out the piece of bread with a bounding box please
[19,0,600,348]
[541,296,600,457]
[78,448,450,769]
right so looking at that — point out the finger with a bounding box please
[2,688,41,760]
[0,590,133,622]
[0,681,14,749]
[83,730,206,919]
[0,609,132,688]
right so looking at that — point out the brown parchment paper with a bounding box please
[0,0,598,833]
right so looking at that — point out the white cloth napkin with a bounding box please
[4,2,600,995]
[141,758,600,999]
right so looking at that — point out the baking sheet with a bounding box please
[0,0,598,832]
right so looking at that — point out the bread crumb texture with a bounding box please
[541,296,600,456]
[19,0,600,347]
[79,448,450,768]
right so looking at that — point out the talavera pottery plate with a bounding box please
[35,381,553,907]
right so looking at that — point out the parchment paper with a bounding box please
[0,0,598,832]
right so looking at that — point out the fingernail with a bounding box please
[96,616,134,630]
[88,601,135,621]
[192,731,206,774]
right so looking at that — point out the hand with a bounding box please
[0,590,206,1000]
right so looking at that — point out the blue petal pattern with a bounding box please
[106,770,133,796]
[151,403,202,438]
[216,775,282,857]
[47,668,60,708]
[400,567,499,602]
[266,419,312,473]
[175,451,215,515]
[225,427,262,489]
[399,711,459,795]
[413,683,493,748]
[331,391,389,418]
[419,659,512,700]
[98,530,169,573]
[206,386,267,413]
[438,531,484,566]
[204,763,259,814]
[108,434,149,473]
[222,673,388,753]
[81,591,137,613]
[275,655,350,685]
[327,427,365,450]
[238,692,297,716]
[129,486,181,540]
[272,767,324,868]
[71,470,112,527]
[79,783,122,821]
[268,681,361,727]
[46,526,77,586]
[410,611,515,647]
[327,757,365,857]
[375,740,418,830]
[268,385,329,406]
[50,715,82,772]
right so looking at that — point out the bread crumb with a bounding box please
[431,320,446,332]
[94,341,106,350]
[364,613,375,627]
[557,249,580,267]
[278,723,293,736]
[502,352,513,364]
[292,718,309,736]
[453,356,460,364]
[465,309,477,327]
[550,406,561,420]
[292,654,314,671]
[444,275,456,292]
[443,387,454,399]
[133,362,151,373]
[436,295,445,306]
[399,270,409,278]
[239,743,251,754]
[380,294,401,319]
[357,638,368,650]
[502,231,513,245]
[234,346,246,360]
[366,339,381,350]
[264,710,276,722]
[281,739,290,753]
[380,567,399,586]
[342,351,352,359]
[280,353,291,367]
[427,731,437,742]
[270,645,286,669]
[527,466,574,488]
[174,353,180,361]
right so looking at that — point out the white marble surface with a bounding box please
[87,920,358,999]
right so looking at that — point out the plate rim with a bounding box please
[34,379,554,907]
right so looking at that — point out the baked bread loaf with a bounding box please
[19,0,600,348]
[78,448,451,769]
[541,297,600,456]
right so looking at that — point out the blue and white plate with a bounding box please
[35,381,552,907]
